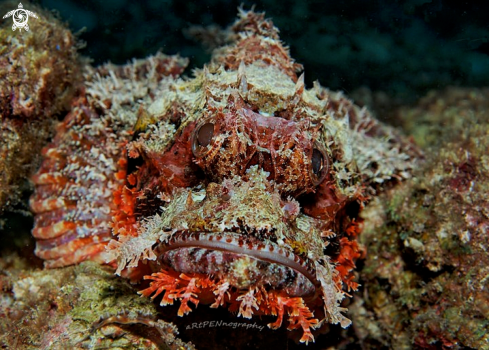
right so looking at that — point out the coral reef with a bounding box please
[0,257,194,349]
[0,1,82,213]
[354,87,489,349]
[29,8,418,344]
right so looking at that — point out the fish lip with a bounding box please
[156,230,319,289]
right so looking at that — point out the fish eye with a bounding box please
[310,143,328,185]
[312,148,324,175]
[196,123,214,147]
[192,122,215,156]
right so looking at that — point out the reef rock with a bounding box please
[0,1,82,213]
[0,258,194,349]
[355,87,489,349]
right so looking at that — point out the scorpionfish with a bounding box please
[30,9,417,343]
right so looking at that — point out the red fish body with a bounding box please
[30,9,417,343]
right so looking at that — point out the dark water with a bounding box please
[38,0,489,102]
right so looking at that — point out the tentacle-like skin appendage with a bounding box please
[139,269,320,344]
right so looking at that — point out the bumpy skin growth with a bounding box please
[31,9,417,343]
[0,1,82,212]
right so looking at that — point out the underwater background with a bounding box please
[38,0,489,103]
[1,0,489,349]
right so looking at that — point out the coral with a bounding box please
[0,259,194,349]
[355,87,489,349]
[0,1,82,213]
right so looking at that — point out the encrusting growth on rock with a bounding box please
[0,260,194,349]
[354,87,489,349]
[0,1,82,213]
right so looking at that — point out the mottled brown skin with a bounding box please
[30,53,189,267]
[30,8,417,344]
[130,122,202,203]
[191,95,328,196]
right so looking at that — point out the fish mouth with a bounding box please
[155,231,318,297]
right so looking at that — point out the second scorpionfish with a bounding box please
[30,9,418,343]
